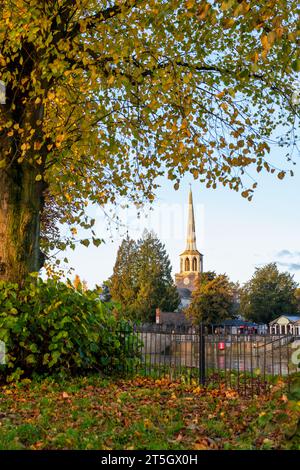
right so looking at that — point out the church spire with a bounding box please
[186,187,197,251]
[175,186,203,290]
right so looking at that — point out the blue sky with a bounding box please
[61,146,300,288]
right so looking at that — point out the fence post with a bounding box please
[199,323,206,386]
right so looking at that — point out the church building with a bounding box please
[156,187,204,323]
[175,188,203,305]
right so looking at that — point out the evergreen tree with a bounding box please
[240,263,298,323]
[133,230,180,321]
[110,231,180,321]
[109,235,138,313]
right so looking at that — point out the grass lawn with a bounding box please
[0,375,299,450]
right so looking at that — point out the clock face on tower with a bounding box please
[183,277,190,285]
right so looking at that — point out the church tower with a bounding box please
[175,188,203,292]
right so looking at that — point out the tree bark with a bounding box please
[0,163,43,284]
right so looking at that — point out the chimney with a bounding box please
[156,307,161,324]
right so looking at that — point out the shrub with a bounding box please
[0,277,140,381]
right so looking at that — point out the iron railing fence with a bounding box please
[106,324,299,396]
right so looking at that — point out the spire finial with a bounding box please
[186,188,197,251]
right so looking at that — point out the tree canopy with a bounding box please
[109,231,180,321]
[0,1,299,282]
[186,271,237,324]
[240,263,299,323]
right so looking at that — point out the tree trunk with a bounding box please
[0,164,43,284]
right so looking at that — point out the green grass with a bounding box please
[0,374,299,450]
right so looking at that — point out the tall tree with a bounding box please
[110,231,180,321]
[134,230,180,321]
[240,263,298,323]
[109,235,138,312]
[186,271,236,324]
[0,1,299,283]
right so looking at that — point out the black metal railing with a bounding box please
[105,323,299,396]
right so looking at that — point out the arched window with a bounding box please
[185,257,190,271]
[180,258,183,273]
[192,257,197,271]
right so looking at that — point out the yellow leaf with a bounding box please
[223,18,235,29]
[35,174,42,181]
[143,418,153,429]
[261,35,270,51]
[198,2,210,19]
[186,0,195,9]
[216,90,225,99]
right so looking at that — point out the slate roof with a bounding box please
[270,315,300,324]
[159,311,191,326]
[177,287,192,299]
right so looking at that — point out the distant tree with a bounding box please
[109,235,138,312]
[73,274,88,292]
[110,231,180,321]
[240,263,298,324]
[133,231,180,321]
[294,288,300,314]
[231,282,241,318]
[186,272,236,324]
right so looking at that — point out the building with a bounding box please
[175,187,203,297]
[155,307,191,327]
[269,315,300,336]
[214,319,266,335]
[176,287,193,309]
[155,188,202,324]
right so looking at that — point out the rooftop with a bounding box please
[270,315,300,324]
[215,319,259,327]
[177,287,192,299]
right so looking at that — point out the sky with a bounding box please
[61,145,300,289]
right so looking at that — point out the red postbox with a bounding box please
[218,342,225,351]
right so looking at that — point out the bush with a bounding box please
[0,277,140,381]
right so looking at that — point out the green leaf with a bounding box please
[291,60,300,72]
[80,239,90,247]
[25,354,36,364]
[92,238,101,247]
